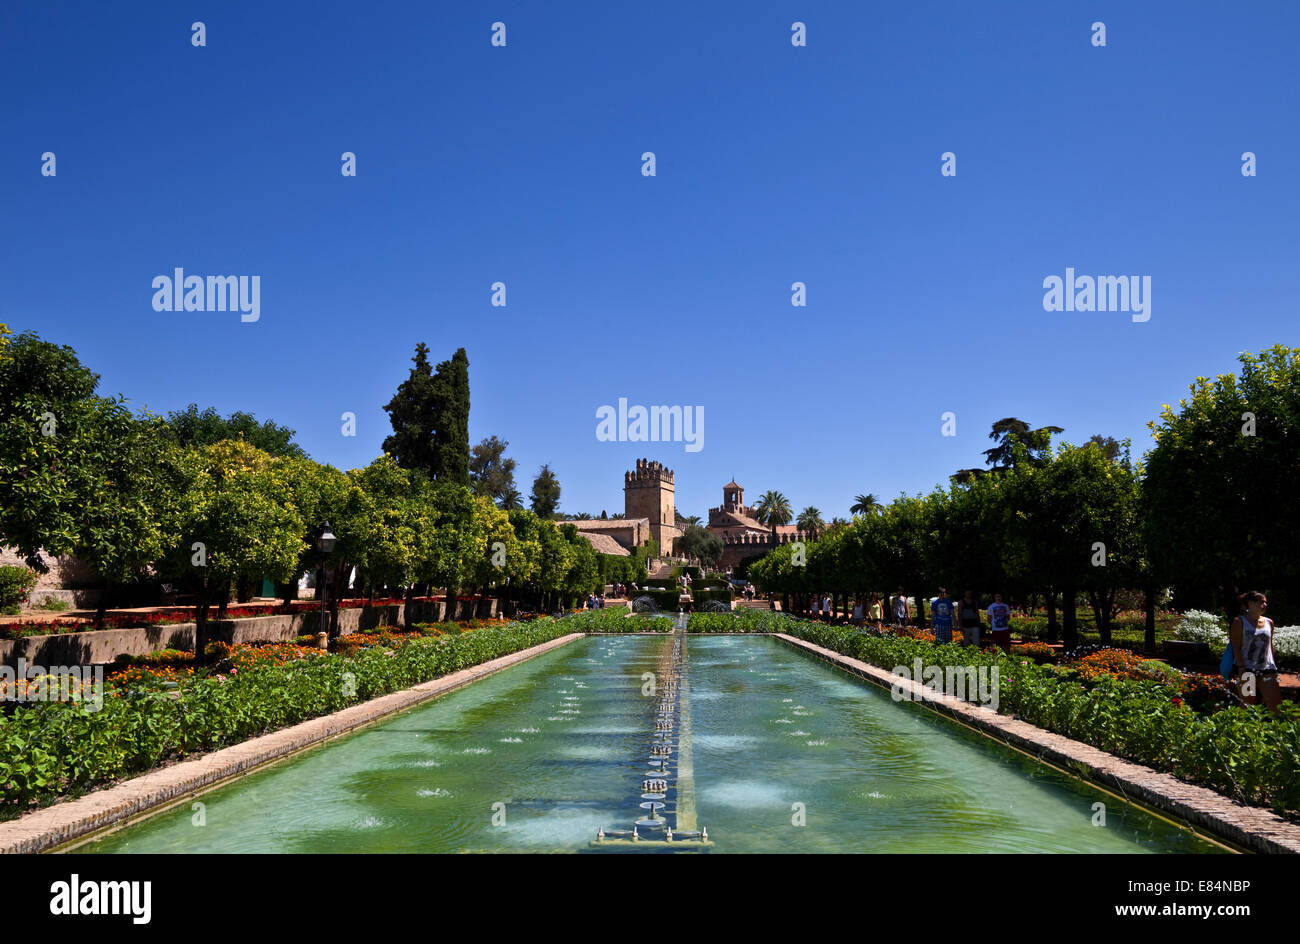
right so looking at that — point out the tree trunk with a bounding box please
[1144,576,1156,655]
[1062,579,1078,652]
[216,580,231,620]
[1046,590,1059,643]
[328,561,344,639]
[193,582,211,668]
[913,587,927,628]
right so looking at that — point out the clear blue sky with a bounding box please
[3,1,1296,521]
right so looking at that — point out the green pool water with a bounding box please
[76,634,1224,853]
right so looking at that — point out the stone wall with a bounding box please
[0,598,500,668]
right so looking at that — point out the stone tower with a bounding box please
[624,458,679,555]
[722,480,744,514]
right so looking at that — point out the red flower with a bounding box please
[1171,696,1183,707]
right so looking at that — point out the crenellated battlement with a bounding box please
[624,458,675,488]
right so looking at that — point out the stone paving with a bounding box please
[774,632,1300,854]
[0,632,585,854]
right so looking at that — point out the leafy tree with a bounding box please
[158,441,305,665]
[415,481,478,620]
[0,330,103,568]
[677,524,723,567]
[955,418,1063,482]
[0,331,184,623]
[469,435,517,504]
[530,464,562,518]
[1086,434,1123,463]
[1144,345,1300,620]
[984,417,1063,470]
[162,403,305,458]
[558,523,600,604]
[469,492,517,606]
[350,455,419,601]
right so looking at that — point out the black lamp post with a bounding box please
[316,523,337,646]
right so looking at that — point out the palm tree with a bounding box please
[796,506,824,539]
[850,493,882,516]
[753,490,793,546]
[498,486,523,511]
[827,516,849,533]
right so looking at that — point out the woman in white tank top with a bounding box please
[1230,591,1281,711]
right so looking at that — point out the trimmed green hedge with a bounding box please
[691,611,1300,814]
[0,617,581,815]
[563,608,672,633]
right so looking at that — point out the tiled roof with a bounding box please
[556,518,650,530]
[576,532,631,556]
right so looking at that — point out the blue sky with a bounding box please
[3,1,1296,521]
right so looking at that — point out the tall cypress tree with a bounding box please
[382,343,438,474]
[382,344,470,484]
[530,464,561,518]
[432,347,470,486]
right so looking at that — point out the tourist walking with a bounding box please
[931,588,955,645]
[868,594,883,627]
[822,593,833,621]
[957,590,982,647]
[987,592,1012,653]
[892,590,909,630]
[851,596,864,626]
[1231,591,1282,711]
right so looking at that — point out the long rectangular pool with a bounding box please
[76,635,1224,853]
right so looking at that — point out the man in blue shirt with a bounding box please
[987,592,1012,653]
[931,588,956,644]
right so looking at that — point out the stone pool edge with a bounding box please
[0,632,586,854]
[773,632,1300,855]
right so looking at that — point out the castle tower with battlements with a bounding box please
[624,458,679,555]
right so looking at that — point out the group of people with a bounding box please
[809,588,1017,653]
[582,593,607,610]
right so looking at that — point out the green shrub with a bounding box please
[0,565,37,610]
[563,608,670,633]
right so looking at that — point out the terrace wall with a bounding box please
[0,598,500,668]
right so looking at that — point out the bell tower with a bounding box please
[723,480,744,514]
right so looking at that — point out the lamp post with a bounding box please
[316,523,337,649]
